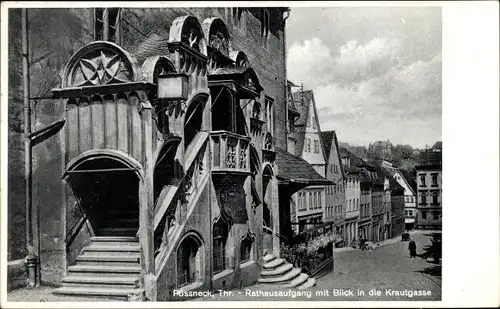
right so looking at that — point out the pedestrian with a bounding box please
[408,239,417,258]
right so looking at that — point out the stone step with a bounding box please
[61,275,140,288]
[297,277,316,290]
[106,218,139,226]
[76,255,140,265]
[285,272,309,288]
[91,236,138,244]
[260,262,293,277]
[262,258,285,270]
[263,253,276,263]
[106,210,139,218]
[83,244,140,254]
[97,227,138,236]
[258,267,301,284]
[53,286,144,300]
[68,265,142,277]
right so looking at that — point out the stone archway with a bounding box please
[64,150,144,237]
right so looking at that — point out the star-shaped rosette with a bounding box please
[78,51,122,86]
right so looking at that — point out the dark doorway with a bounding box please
[67,157,139,237]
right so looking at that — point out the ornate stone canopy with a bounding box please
[208,67,263,98]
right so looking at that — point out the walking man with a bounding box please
[408,239,417,258]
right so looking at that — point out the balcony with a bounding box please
[210,131,251,175]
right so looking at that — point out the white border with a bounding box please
[1,1,499,308]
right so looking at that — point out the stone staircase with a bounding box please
[95,209,139,237]
[258,253,316,290]
[53,237,144,300]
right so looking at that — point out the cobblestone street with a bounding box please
[194,230,441,302]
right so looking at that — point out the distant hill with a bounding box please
[338,140,428,169]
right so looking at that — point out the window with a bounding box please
[307,139,311,152]
[419,174,426,187]
[421,194,427,205]
[94,8,122,44]
[312,115,316,129]
[265,97,274,135]
[309,192,312,209]
[432,174,438,186]
[432,192,439,205]
[177,236,202,287]
[240,234,253,263]
[260,9,270,48]
[213,217,230,274]
[313,140,319,153]
[421,211,427,220]
[433,211,440,220]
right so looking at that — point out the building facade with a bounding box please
[394,169,417,230]
[415,150,442,230]
[8,7,309,300]
[289,89,328,233]
[321,131,346,238]
[340,149,363,245]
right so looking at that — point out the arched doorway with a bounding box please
[262,165,273,228]
[65,152,142,237]
[176,233,203,287]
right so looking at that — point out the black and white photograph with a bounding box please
[1,1,498,307]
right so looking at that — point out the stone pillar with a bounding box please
[139,100,156,300]
[271,177,280,257]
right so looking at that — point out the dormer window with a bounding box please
[94,8,122,44]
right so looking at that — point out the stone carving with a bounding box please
[197,154,204,176]
[264,133,273,150]
[252,102,261,119]
[239,142,248,170]
[237,56,248,67]
[209,31,229,56]
[182,29,200,50]
[226,137,237,168]
[77,51,129,86]
[242,72,257,92]
[184,168,193,197]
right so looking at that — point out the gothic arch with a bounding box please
[184,92,210,148]
[202,17,231,56]
[141,55,177,85]
[230,51,249,67]
[64,149,144,181]
[175,231,204,287]
[169,15,207,55]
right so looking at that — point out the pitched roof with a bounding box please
[292,89,312,127]
[417,150,442,167]
[380,166,406,193]
[135,33,170,62]
[320,131,335,160]
[399,168,417,193]
[275,147,332,185]
[432,141,442,150]
[343,148,366,167]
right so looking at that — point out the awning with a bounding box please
[275,147,333,190]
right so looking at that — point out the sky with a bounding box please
[286,7,442,149]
